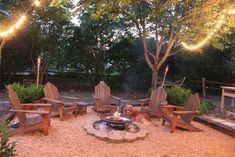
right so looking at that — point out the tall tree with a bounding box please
[80,0,235,89]
[0,0,74,85]
[65,11,136,86]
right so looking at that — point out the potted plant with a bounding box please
[166,86,193,106]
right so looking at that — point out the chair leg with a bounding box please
[59,105,64,121]
[140,102,144,111]
[72,100,79,117]
[162,119,165,126]
[43,106,51,126]
[42,114,49,135]
[171,114,178,133]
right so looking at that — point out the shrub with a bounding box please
[9,83,44,103]
[0,121,16,157]
[199,99,214,115]
[166,86,192,105]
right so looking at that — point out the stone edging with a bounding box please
[194,116,235,138]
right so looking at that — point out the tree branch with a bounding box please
[0,39,7,64]
[156,36,163,61]
[157,33,177,70]
[147,44,156,60]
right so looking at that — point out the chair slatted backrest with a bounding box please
[7,86,26,123]
[181,93,200,123]
[44,82,60,100]
[44,82,61,111]
[149,87,167,111]
[94,81,111,104]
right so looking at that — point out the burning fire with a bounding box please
[113,111,121,120]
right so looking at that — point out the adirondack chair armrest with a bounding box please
[111,95,121,101]
[162,105,185,110]
[173,111,198,115]
[162,105,185,114]
[22,103,51,107]
[60,95,80,101]
[78,101,88,105]
[10,109,49,115]
[43,98,63,104]
[22,103,51,112]
[93,96,101,101]
[139,98,150,103]
[139,98,150,110]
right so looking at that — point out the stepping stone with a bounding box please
[86,126,97,135]
[108,134,123,143]
[123,133,137,142]
[136,130,148,140]
[95,132,108,141]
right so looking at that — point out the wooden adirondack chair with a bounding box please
[43,82,79,120]
[94,81,121,113]
[139,86,167,117]
[7,86,51,135]
[162,93,201,133]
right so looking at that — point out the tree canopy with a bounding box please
[0,0,234,90]
[79,0,235,88]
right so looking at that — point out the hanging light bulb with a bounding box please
[181,8,235,51]
[0,14,27,38]
[33,0,41,7]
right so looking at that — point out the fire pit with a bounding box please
[100,112,134,130]
[84,111,149,143]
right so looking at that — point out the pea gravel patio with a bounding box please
[11,107,235,157]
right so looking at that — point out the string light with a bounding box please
[0,15,27,38]
[181,9,235,51]
[226,9,235,15]
[0,1,42,38]
[33,0,41,7]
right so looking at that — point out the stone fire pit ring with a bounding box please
[84,120,149,143]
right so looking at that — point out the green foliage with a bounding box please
[80,0,235,89]
[0,121,16,157]
[10,83,44,103]
[199,99,214,115]
[50,0,64,8]
[166,86,192,105]
[176,48,234,82]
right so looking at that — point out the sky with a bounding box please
[71,0,80,25]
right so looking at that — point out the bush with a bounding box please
[0,121,16,157]
[199,99,214,115]
[166,86,192,105]
[9,83,44,103]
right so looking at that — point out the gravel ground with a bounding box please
[10,107,235,157]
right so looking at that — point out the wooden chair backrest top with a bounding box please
[94,81,111,103]
[7,86,26,123]
[181,93,200,123]
[149,87,167,110]
[44,82,60,100]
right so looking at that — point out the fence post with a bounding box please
[202,77,206,97]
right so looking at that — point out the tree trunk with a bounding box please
[0,39,6,88]
[151,69,158,89]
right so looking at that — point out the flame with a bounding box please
[113,111,121,120]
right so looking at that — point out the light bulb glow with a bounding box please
[33,0,41,7]
[0,15,27,38]
[0,1,41,38]
[181,8,235,51]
